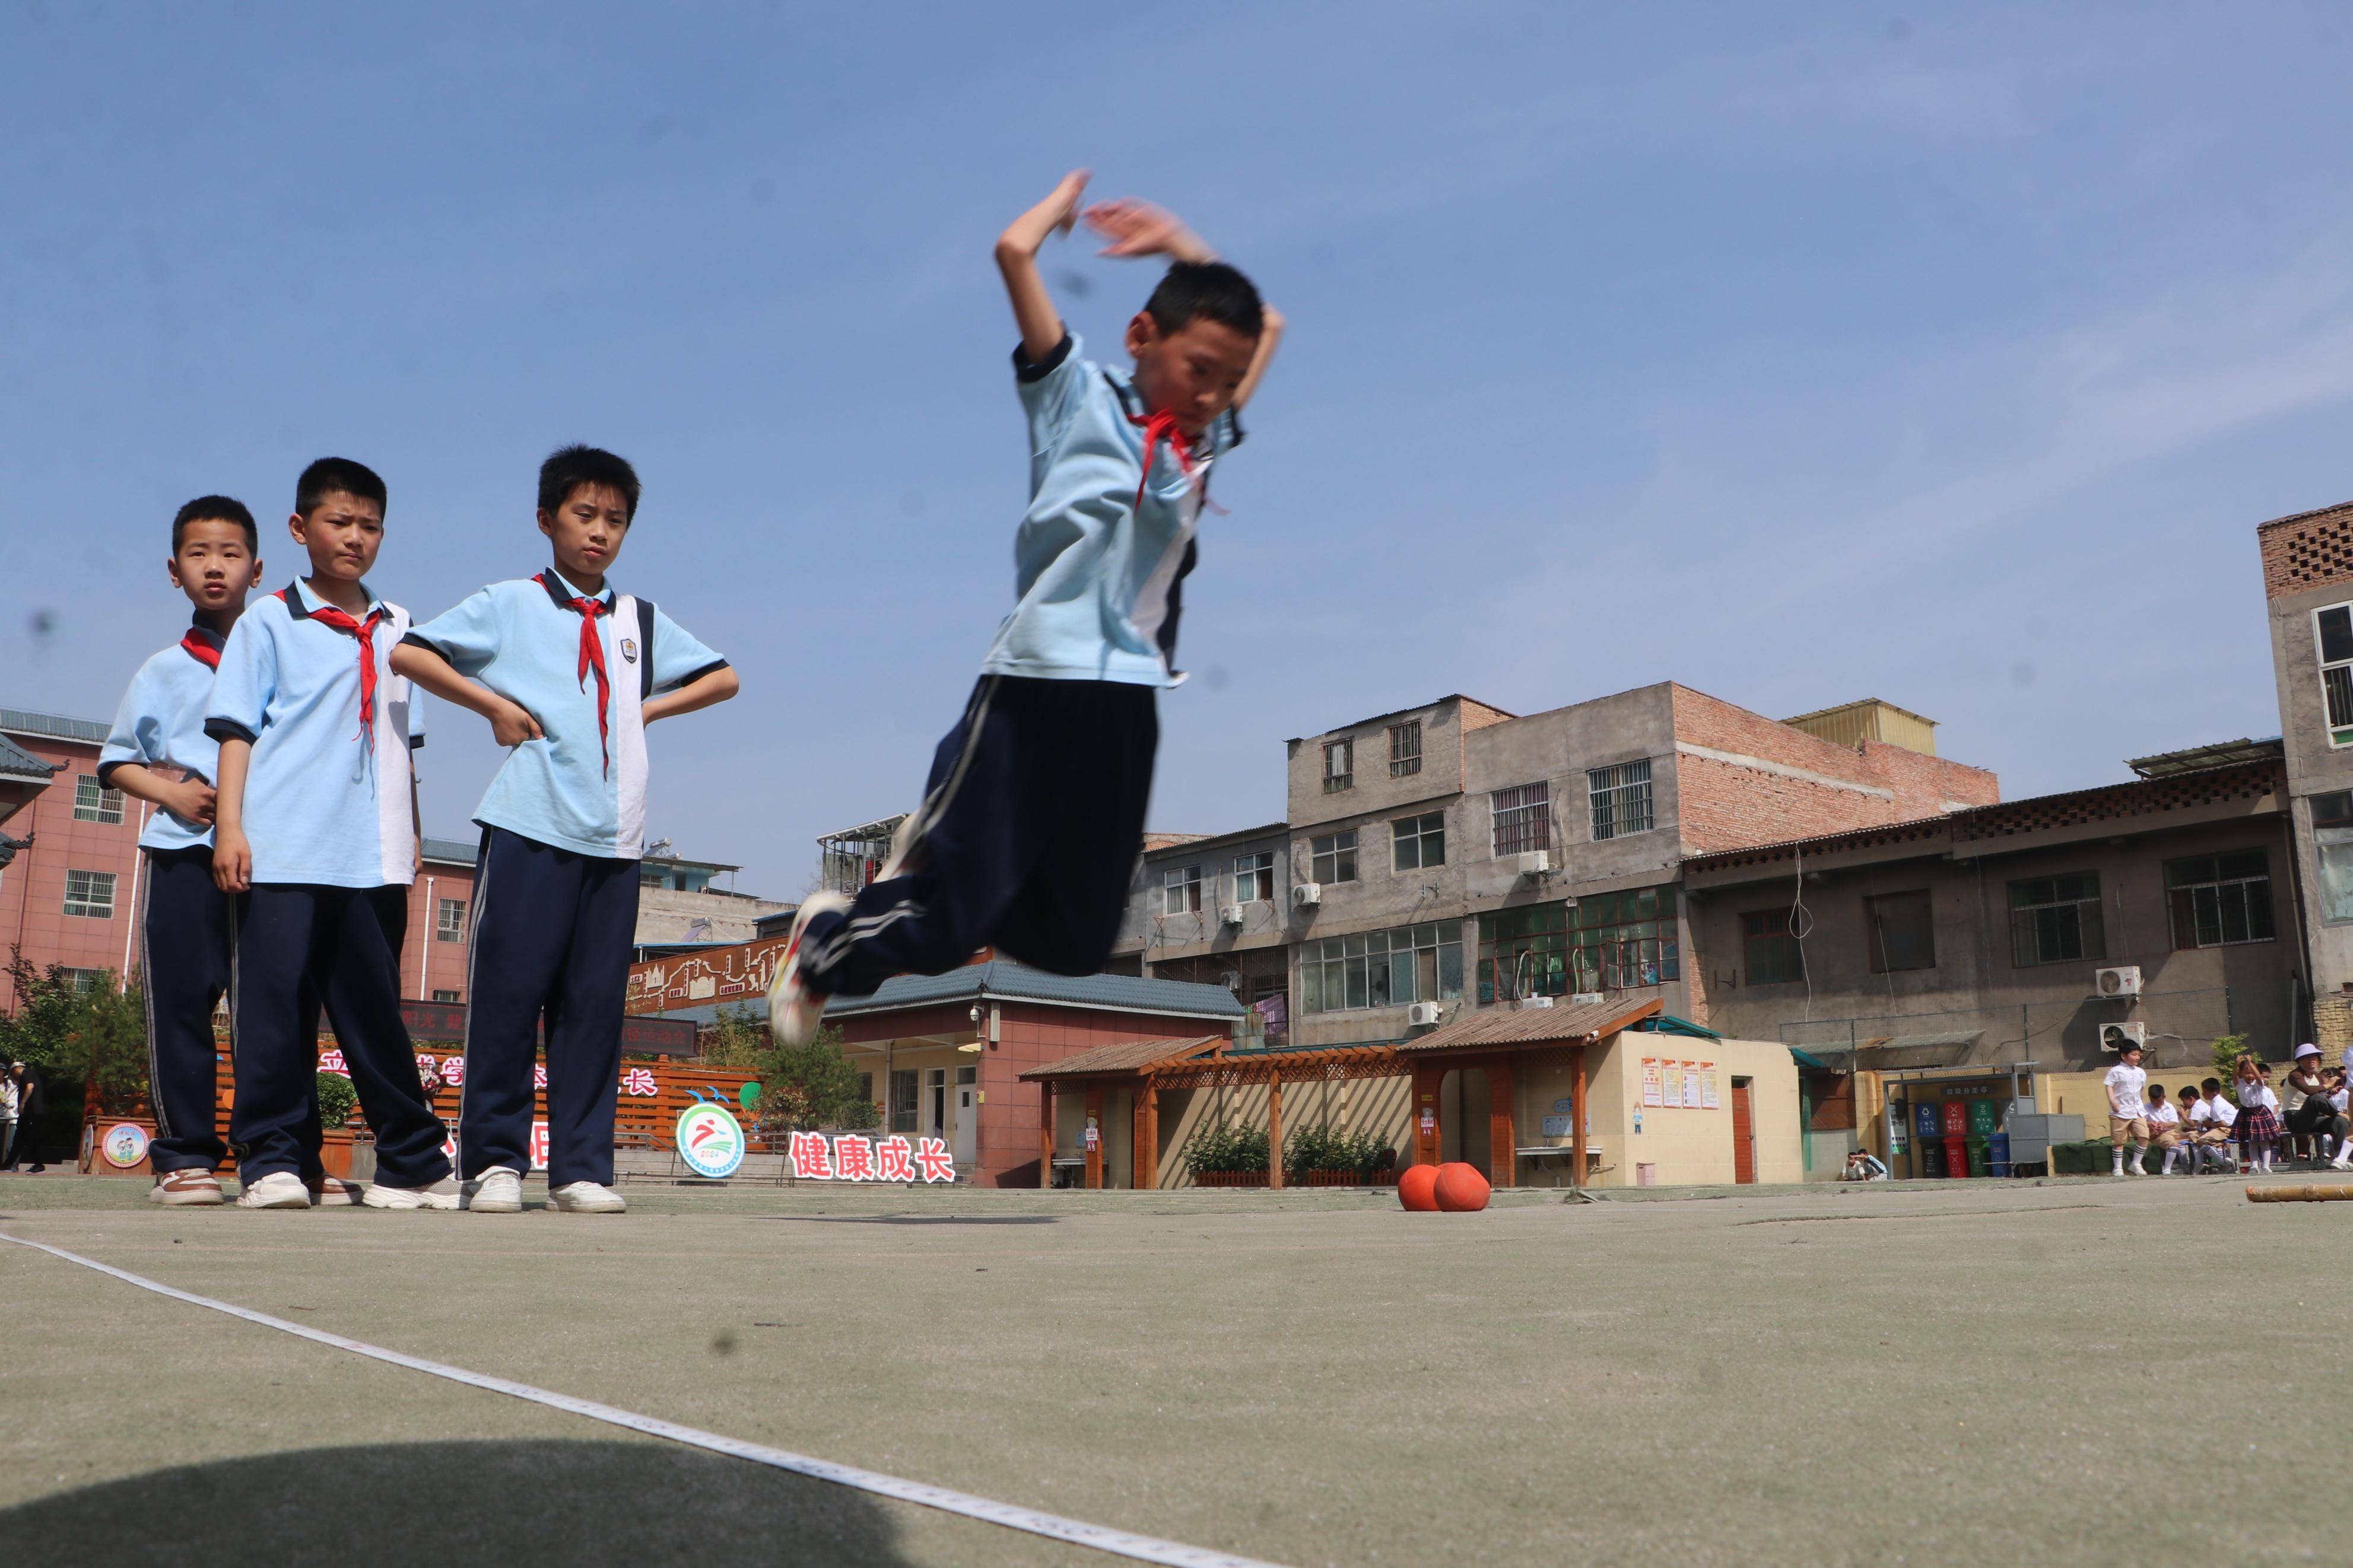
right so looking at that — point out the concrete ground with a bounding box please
[1,1171,2346,1567]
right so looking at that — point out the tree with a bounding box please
[694,1004,879,1132]
[0,949,148,1109]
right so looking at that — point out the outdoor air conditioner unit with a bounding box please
[1407,1001,1441,1028]
[2100,1022,2148,1051]
[1291,883,1323,908]
[2095,965,2143,999]
[1218,904,1245,927]
[1520,995,1555,1009]
[1511,850,1552,877]
[1570,992,1606,1007]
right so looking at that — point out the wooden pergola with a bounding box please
[1020,995,1664,1189]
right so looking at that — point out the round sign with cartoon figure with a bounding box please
[100,1122,151,1170]
[676,1102,747,1180]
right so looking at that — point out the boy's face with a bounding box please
[166,518,262,618]
[1125,312,1259,438]
[289,490,384,584]
[2120,1047,2143,1067]
[538,483,631,583]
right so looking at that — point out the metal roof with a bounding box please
[0,707,109,744]
[0,733,62,780]
[1142,821,1288,858]
[1398,995,1663,1052]
[2126,737,2283,778]
[1016,1036,1224,1080]
[420,836,478,866]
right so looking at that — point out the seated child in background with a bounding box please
[393,445,737,1214]
[207,457,453,1210]
[2144,1083,2184,1175]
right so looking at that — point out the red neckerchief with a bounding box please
[279,586,384,748]
[179,624,224,670]
[535,571,612,774]
[1128,408,1205,512]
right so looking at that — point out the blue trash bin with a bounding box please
[1988,1130,2011,1178]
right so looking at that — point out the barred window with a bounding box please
[1323,739,1353,793]
[1233,852,1275,904]
[1491,782,1551,857]
[63,868,117,919]
[1388,721,1422,778]
[55,967,106,994]
[73,774,125,825]
[1587,759,1655,841]
[2008,872,2104,966]
[1742,908,1806,985]
[1310,831,1358,885]
[1865,890,1936,973]
[435,898,467,942]
[431,989,461,1003]
[1479,888,1680,1001]
[2166,851,2275,950]
[2317,605,2353,748]
[1392,812,1446,872]
[1300,922,1463,1014]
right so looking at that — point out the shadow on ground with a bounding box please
[0,1438,917,1566]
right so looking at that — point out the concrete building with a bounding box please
[0,707,480,1007]
[2259,500,2353,1022]
[1112,688,1999,1055]
[634,845,790,944]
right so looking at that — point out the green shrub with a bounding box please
[1282,1124,1397,1178]
[2212,1033,2261,1079]
[1182,1122,1271,1174]
[0,951,147,1110]
[315,1071,359,1127]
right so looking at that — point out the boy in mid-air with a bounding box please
[207,459,454,1210]
[393,446,737,1214]
[770,170,1282,1044]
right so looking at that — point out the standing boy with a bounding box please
[2105,1041,2149,1177]
[392,446,737,1213]
[207,458,453,1210]
[769,170,1284,1043]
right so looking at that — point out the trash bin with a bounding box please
[1967,1140,1990,1177]
[1922,1141,1945,1179]
[1941,1101,1969,1179]
[1987,1129,2011,1178]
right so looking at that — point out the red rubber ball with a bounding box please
[1434,1162,1491,1213]
[1398,1163,1440,1211]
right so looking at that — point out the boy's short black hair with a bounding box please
[538,444,641,522]
[2201,1077,2222,1093]
[1144,260,1265,340]
[172,495,258,552]
[296,457,388,518]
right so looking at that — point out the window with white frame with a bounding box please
[55,967,105,994]
[1323,739,1354,793]
[73,774,125,825]
[2317,604,2353,748]
[63,869,116,919]
[431,989,461,1003]
[1391,811,1445,872]
[1300,921,1463,1013]
[1163,864,1203,915]
[1587,759,1655,840]
[435,897,466,942]
[2315,791,2353,924]
[1491,782,1550,857]
[1310,831,1358,885]
[1233,852,1275,904]
[1388,721,1422,778]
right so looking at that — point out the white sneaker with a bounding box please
[2335,1155,2353,1172]
[463,1166,525,1213]
[549,1181,627,1213]
[236,1171,312,1210]
[768,892,851,1048]
[361,1176,461,1211]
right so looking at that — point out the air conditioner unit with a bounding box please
[1511,850,1552,877]
[1520,994,1555,1009]
[2100,1022,2148,1051]
[2095,965,2142,999]
[1407,1001,1441,1028]
[1570,992,1606,1007]
[1218,904,1245,927]
[1291,883,1322,908]
[1220,971,1243,992]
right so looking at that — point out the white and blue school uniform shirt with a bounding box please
[204,579,423,888]
[401,568,725,860]
[978,331,1244,688]
[96,619,230,853]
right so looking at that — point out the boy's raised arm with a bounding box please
[995,169,1091,362]
[1082,196,1284,411]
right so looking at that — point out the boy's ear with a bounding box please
[287,511,309,545]
[536,509,555,541]
[166,554,186,589]
[1124,310,1160,360]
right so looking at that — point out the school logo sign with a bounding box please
[101,1122,151,1169]
[677,1102,747,1179]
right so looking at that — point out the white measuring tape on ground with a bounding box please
[0,1231,1288,1568]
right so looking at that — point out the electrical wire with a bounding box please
[1790,844,1817,1022]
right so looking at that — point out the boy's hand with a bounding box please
[212,827,252,893]
[1082,198,1213,263]
[168,779,218,826]
[489,698,545,749]
[1041,168,1091,240]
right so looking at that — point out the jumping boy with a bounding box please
[207,458,454,1210]
[392,446,737,1213]
[768,170,1283,1043]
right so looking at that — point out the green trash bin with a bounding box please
[1967,1139,1990,1178]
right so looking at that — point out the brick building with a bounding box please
[1113,687,1999,1049]
[2259,500,2353,1025]
[0,707,479,1008]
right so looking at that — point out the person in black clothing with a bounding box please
[4,1062,45,1171]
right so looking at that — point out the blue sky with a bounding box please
[5,3,2351,898]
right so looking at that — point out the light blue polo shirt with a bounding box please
[97,620,227,853]
[204,579,424,888]
[402,568,725,860]
[978,332,1244,687]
